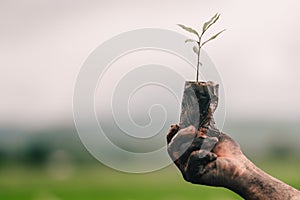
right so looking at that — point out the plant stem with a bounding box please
[196,37,202,82]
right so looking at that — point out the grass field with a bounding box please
[1,159,299,200]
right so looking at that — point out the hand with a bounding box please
[167,124,246,187]
[167,124,300,199]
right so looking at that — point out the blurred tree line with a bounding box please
[0,122,299,167]
[0,127,96,167]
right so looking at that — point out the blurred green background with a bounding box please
[1,121,300,200]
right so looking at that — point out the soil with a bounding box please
[179,81,220,139]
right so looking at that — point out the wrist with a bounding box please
[227,156,300,200]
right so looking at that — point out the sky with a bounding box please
[1,0,300,129]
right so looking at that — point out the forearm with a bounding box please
[228,156,300,200]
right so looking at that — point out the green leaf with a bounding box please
[202,13,218,33]
[193,46,199,54]
[185,39,198,43]
[202,13,220,35]
[177,24,199,37]
[206,14,220,32]
[201,29,226,47]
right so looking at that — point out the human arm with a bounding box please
[167,124,300,200]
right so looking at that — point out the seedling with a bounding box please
[178,13,225,82]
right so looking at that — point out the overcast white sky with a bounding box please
[1,0,300,129]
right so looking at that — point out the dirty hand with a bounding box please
[166,124,246,187]
[167,125,300,199]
